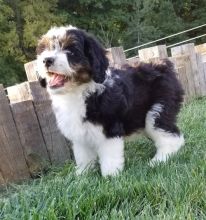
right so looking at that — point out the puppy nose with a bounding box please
[43,57,54,67]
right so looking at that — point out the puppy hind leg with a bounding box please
[148,130,184,165]
[145,104,184,165]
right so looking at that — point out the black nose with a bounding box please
[43,57,54,67]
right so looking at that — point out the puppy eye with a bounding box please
[66,50,74,56]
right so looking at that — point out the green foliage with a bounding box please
[0,0,66,86]
[0,56,25,86]
[124,0,185,50]
[0,98,206,219]
[0,0,205,86]
[58,0,130,47]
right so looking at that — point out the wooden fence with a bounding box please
[0,42,206,184]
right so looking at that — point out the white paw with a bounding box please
[100,161,124,177]
[75,162,95,175]
[76,167,86,175]
[149,152,173,167]
[149,156,167,167]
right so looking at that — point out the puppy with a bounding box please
[36,26,184,176]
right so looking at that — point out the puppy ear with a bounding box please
[84,34,109,83]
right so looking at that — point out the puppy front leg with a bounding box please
[98,137,124,177]
[72,142,97,175]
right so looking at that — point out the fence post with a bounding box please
[195,44,206,95]
[169,56,191,102]
[24,60,38,81]
[107,47,127,67]
[29,81,72,164]
[7,83,50,176]
[138,45,168,62]
[0,84,30,183]
[171,43,201,96]
[196,53,206,96]
[24,61,71,165]
[126,56,139,66]
[195,43,206,54]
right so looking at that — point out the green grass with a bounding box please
[0,98,206,220]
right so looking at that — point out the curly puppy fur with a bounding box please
[36,26,184,176]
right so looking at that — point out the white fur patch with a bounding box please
[145,103,184,165]
[45,25,77,39]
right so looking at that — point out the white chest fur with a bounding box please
[50,83,106,148]
[49,82,125,177]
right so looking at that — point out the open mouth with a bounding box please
[47,72,70,89]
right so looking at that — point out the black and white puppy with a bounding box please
[36,26,184,176]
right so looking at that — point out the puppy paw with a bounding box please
[100,161,124,177]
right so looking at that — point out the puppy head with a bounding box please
[36,26,108,94]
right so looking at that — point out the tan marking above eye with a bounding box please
[36,37,51,54]
[61,34,76,49]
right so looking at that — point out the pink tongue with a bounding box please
[49,74,65,88]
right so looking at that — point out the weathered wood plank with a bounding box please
[203,62,206,87]
[195,43,206,54]
[24,60,38,81]
[171,43,201,96]
[0,85,30,182]
[170,55,196,99]
[138,45,168,62]
[176,67,190,102]
[201,53,206,62]
[7,83,51,175]
[107,47,127,68]
[0,171,5,185]
[29,82,71,164]
[10,100,51,175]
[196,53,206,96]
[6,82,32,103]
[127,56,139,66]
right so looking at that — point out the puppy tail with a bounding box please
[135,59,175,81]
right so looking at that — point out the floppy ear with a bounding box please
[84,33,109,83]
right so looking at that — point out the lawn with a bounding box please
[0,98,206,220]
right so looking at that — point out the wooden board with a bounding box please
[0,171,5,185]
[6,82,32,103]
[24,60,38,81]
[171,43,201,96]
[176,67,190,102]
[10,100,50,175]
[0,85,30,182]
[29,82,71,164]
[203,62,206,87]
[196,53,206,96]
[201,53,206,62]
[127,56,139,66]
[138,45,168,62]
[170,55,196,99]
[107,47,127,67]
[195,43,206,54]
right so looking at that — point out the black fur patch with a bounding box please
[38,77,47,88]
[85,60,184,138]
[63,29,109,83]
